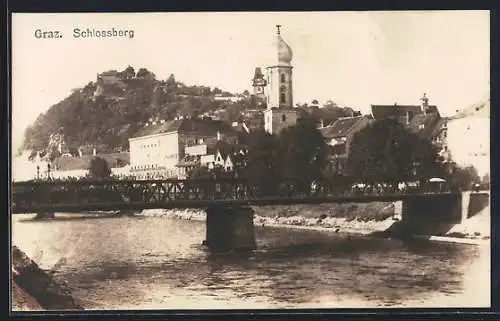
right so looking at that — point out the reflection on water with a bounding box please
[12,212,488,309]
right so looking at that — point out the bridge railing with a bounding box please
[11,178,452,209]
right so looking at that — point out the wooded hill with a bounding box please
[21,65,358,156]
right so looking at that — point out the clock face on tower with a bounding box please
[253,78,267,87]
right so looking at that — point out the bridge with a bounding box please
[11,178,465,251]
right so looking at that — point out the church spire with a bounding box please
[276,24,281,35]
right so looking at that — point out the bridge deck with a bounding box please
[11,178,456,214]
[11,194,459,214]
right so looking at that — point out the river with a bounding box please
[11,211,490,309]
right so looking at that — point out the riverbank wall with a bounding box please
[11,246,82,311]
[144,195,490,242]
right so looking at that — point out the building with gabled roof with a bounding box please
[319,115,371,175]
[181,139,247,177]
[407,112,442,139]
[407,111,449,161]
[128,118,239,179]
[371,93,439,125]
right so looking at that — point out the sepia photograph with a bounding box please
[10,11,490,311]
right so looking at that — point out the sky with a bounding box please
[11,11,490,152]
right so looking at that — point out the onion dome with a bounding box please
[277,32,293,65]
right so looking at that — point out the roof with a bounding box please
[99,70,119,76]
[253,67,264,80]
[371,105,425,120]
[449,98,490,120]
[319,116,367,139]
[424,105,440,117]
[132,118,237,139]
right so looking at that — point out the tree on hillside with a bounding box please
[276,117,327,193]
[88,157,111,179]
[123,66,136,79]
[20,68,250,155]
[136,68,151,78]
[347,119,444,184]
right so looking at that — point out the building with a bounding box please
[407,111,449,161]
[252,67,267,101]
[97,70,121,84]
[319,115,371,175]
[371,93,439,125]
[213,94,244,103]
[263,25,298,135]
[445,99,490,178]
[128,118,239,179]
[180,140,247,177]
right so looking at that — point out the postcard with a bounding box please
[10,11,490,311]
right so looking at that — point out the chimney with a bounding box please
[78,148,83,158]
[93,148,97,156]
[319,119,324,128]
[217,131,222,141]
[421,93,429,114]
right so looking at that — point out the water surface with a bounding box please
[12,212,489,309]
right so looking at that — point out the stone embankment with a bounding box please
[11,246,83,311]
[146,203,399,236]
[144,199,490,242]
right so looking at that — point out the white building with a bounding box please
[128,118,238,179]
[446,100,490,178]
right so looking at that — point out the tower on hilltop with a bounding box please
[252,67,267,101]
[264,25,297,135]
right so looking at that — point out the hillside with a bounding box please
[21,66,358,161]
[20,66,261,159]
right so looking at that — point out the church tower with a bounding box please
[264,25,297,135]
[252,67,267,101]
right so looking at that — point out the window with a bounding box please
[280,93,286,104]
[282,114,286,122]
[281,73,286,83]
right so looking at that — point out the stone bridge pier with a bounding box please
[388,192,488,236]
[204,205,256,252]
